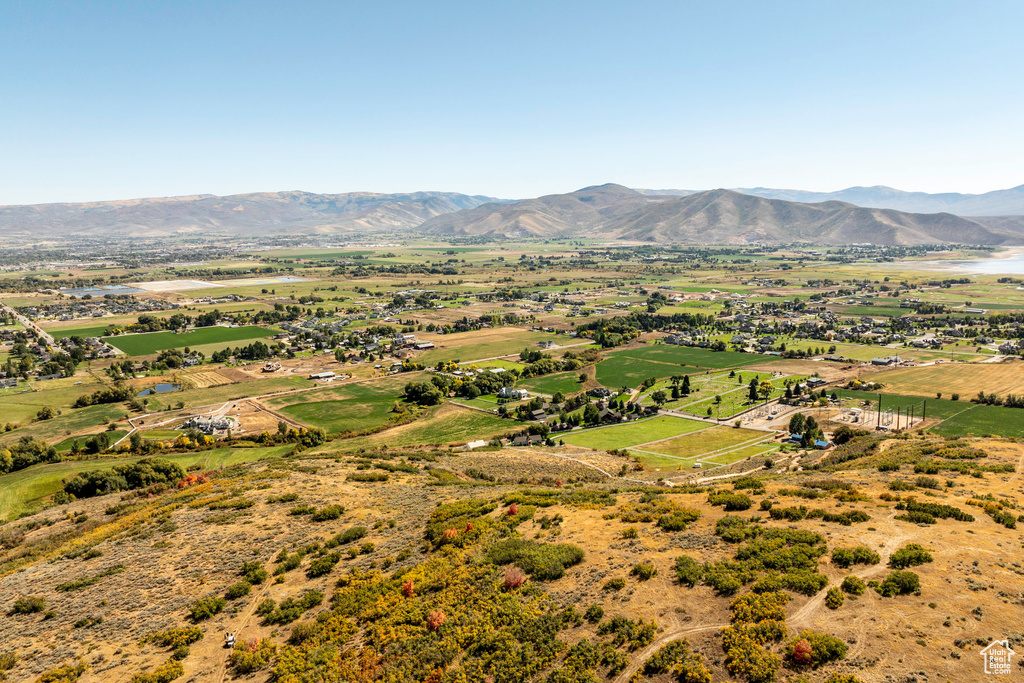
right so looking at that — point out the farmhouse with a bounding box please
[497,386,528,400]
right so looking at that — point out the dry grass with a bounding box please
[873,359,1024,398]
[0,432,1020,683]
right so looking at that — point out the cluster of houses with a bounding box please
[59,335,117,359]
[657,300,1024,360]
[274,318,434,359]
[20,297,179,322]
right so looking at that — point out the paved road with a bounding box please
[0,301,55,347]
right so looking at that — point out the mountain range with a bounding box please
[0,191,505,239]
[637,184,1024,216]
[3,183,1024,246]
[422,184,1023,245]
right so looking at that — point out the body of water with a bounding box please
[136,383,180,397]
[890,250,1024,275]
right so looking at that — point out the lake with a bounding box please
[894,250,1024,275]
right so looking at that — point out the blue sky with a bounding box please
[2,0,1022,204]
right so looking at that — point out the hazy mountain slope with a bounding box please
[0,191,506,239]
[633,188,699,197]
[732,184,1024,216]
[612,190,1013,245]
[425,186,1022,245]
[419,184,663,238]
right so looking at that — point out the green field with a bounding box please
[631,425,769,460]
[614,344,772,369]
[466,359,527,372]
[518,371,585,396]
[840,305,910,317]
[594,344,773,389]
[43,323,119,339]
[0,404,131,447]
[0,445,292,521]
[0,376,108,424]
[560,415,707,451]
[103,325,276,355]
[51,430,129,452]
[265,377,407,434]
[595,356,711,389]
[928,404,1024,438]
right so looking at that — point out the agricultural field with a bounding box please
[929,404,1024,438]
[39,323,117,339]
[102,325,276,355]
[593,354,697,389]
[466,359,526,373]
[613,344,773,369]
[559,415,708,451]
[593,344,776,389]
[872,360,1024,398]
[517,370,585,396]
[628,425,774,467]
[264,375,408,434]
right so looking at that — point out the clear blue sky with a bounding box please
[2,0,1022,204]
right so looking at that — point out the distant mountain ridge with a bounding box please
[4,183,1024,245]
[423,184,1024,245]
[639,184,1024,216]
[0,190,508,239]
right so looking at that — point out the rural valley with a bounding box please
[0,234,1022,683]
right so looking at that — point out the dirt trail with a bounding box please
[611,624,725,683]
[1000,448,1024,491]
[789,509,911,626]
[187,560,280,683]
[613,508,911,680]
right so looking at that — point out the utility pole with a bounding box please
[922,400,926,422]
[877,393,882,429]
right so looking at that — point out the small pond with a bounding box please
[136,383,180,397]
